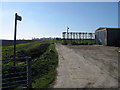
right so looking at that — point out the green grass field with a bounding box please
[2,40,58,88]
[2,40,50,59]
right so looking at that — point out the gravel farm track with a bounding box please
[53,43,118,88]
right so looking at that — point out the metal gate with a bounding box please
[1,57,32,89]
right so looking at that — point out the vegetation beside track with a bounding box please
[56,39,95,45]
[2,40,58,88]
[32,43,58,88]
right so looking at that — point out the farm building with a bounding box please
[95,27,120,46]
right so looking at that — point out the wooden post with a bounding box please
[13,13,17,66]
[118,51,120,88]
[13,13,22,66]
[76,33,78,43]
[85,33,87,44]
[83,33,84,44]
[70,32,72,43]
[67,27,69,44]
[79,33,81,44]
[27,58,32,88]
[70,32,72,40]
[73,33,75,42]
[91,33,92,44]
[67,27,69,40]
[68,32,69,40]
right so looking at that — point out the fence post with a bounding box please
[26,57,32,88]
[118,51,120,88]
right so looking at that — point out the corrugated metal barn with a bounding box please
[95,27,120,46]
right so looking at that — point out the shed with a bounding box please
[95,27,120,46]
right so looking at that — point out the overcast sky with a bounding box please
[1,2,118,40]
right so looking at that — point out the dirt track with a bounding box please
[53,44,118,88]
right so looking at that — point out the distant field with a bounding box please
[2,40,36,46]
[2,40,49,59]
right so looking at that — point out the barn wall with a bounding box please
[107,28,120,46]
[95,28,120,46]
[95,29,107,45]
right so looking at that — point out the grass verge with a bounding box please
[56,39,95,45]
[32,43,58,88]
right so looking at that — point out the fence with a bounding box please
[118,51,120,88]
[62,32,95,45]
[62,32,95,40]
[1,57,32,89]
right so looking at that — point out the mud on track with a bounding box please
[53,44,118,88]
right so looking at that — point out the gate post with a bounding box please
[26,57,32,88]
[118,51,120,88]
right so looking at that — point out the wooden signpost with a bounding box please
[14,13,22,66]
